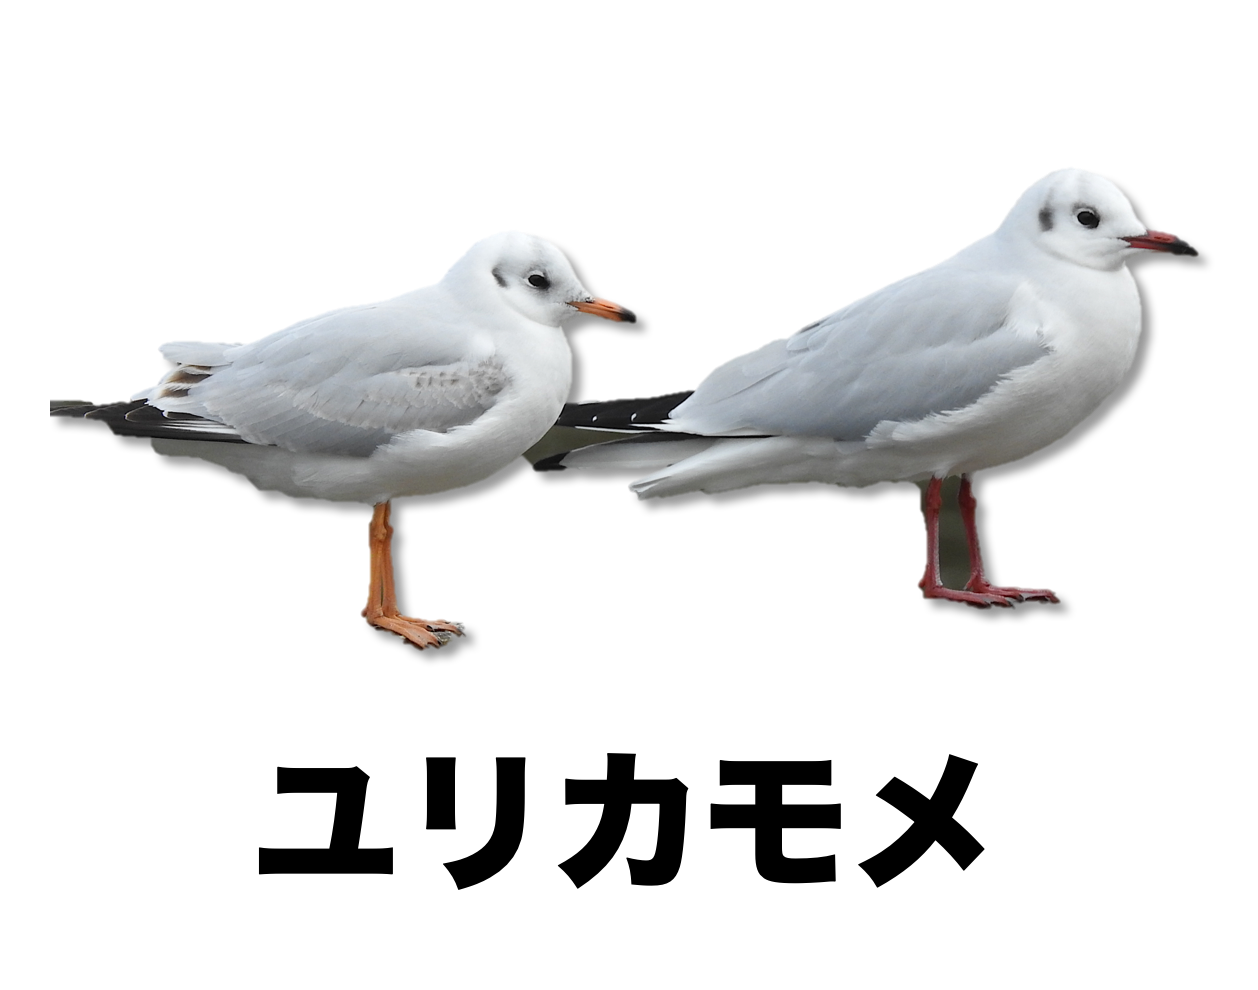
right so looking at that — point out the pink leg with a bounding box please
[956,478,1056,608]
[918,477,1015,608]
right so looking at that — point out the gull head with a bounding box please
[1003,169,1197,271]
[444,232,636,328]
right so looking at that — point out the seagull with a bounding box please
[52,232,635,647]
[533,170,1196,607]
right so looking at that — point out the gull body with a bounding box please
[54,232,635,646]
[143,233,624,502]
[538,170,1196,606]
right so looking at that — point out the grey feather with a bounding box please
[146,292,509,456]
[671,266,1050,440]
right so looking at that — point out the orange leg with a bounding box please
[362,501,464,649]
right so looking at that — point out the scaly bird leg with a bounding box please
[920,475,1056,608]
[359,503,467,649]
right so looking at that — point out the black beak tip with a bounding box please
[1175,241,1199,257]
[620,308,637,324]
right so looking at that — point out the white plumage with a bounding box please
[54,232,635,646]
[541,170,1196,606]
[144,233,632,502]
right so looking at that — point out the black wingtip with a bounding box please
[50,398,251,444]
[50,400,103,417]
[530,455,571,475]
[555,391,694,430]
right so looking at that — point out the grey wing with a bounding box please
[669,267,1051,439]
[147,298,508,456]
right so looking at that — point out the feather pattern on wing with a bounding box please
[142,290,510,457]
[669,265,1051,440]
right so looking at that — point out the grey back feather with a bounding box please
[671,264,1050,440]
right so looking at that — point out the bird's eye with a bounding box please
[1076,210,1100,229]
[527,273,550,289]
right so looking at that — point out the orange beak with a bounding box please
[569,298,637,323]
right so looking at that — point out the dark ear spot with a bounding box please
[1038,206,1053,232]
[492,267,507,288]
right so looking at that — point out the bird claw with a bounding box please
[922,586,1016,608]
[920,581,1059,608]
[965,595,1016,609]
[432,621,467,645]
[365,613,465,650]
[965,582,1060,604]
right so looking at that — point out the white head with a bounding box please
[1001,169,1197,271]
[442,232,635,327]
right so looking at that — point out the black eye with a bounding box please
[1076,210,1100,229]
[527,273,550,289]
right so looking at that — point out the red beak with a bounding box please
[1122,230,1198,256]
